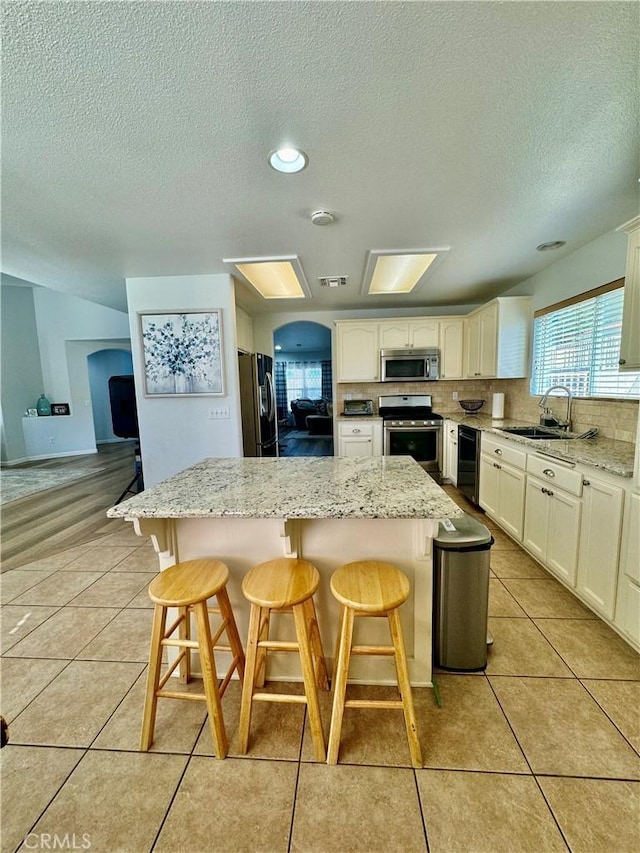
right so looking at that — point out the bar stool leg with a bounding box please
[216,586,246,682]
[178,605,191,684]
[388,608,422,768]
[194,601,228,759]
[293,602,326,762]
[238,602,261,754]
[255,607,270,688]
[140,603,168,751]
[327,605,355,765]
[303,597,329,690]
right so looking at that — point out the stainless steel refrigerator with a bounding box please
[238,352,278,457]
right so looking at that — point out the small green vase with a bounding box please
[36,394,51,416]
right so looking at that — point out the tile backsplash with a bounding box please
[336,379,639,444]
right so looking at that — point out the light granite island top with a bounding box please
[107,456,466,687]
[107,455,464,520]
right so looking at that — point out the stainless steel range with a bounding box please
[379,394,443,477]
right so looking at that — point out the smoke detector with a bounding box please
[311,210,334,226]
[319,276,348,288]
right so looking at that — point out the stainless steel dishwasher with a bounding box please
[457,424,481,505]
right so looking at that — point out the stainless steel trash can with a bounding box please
[433,513,493,671]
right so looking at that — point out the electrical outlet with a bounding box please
[452,391,459,400]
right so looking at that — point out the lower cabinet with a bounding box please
[577,476,625,620]
[442,420,458,485]
[337,420,383,457]
[523,476,582,586]
[479,454,526,541]
[615,492,640,646]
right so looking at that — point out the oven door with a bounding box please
[383,425,441,473]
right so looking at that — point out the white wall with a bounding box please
[503,228,628,310]
[0,285,45,462]
[125,274,243,487]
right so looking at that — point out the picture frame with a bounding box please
[138,310,224,397]
[51,403,71,416]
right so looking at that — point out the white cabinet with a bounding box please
[617,215,640,371]
[523,476,582,586]
[336,322,379,382]
[442,420,458,485]
[466,302,497,378]
[577,476,625,619]
[337,420,383,457]
[479,434,527,541]
[465,297,530,379]
[439,319,464,380]
[615,491,640,647]
[236,306,254,353]
[378,319,439,350]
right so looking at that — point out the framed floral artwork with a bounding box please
[138,310,224,396]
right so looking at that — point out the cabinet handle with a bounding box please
[353,428,361,433]
[619,358,626,365]
[583,479,590,486]
[542,487,554,496]
[542,468,555,478]
[494,448,503,455]
[493,462,501,469]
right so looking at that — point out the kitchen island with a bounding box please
[107,456,464,685]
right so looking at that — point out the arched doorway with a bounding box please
[87,348,133,444]
[273,321,333,457]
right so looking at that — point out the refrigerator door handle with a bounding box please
[265,371,276,422]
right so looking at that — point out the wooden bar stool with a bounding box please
[328,560,422,768]
[238,557,329,761]
[140,558,245,758]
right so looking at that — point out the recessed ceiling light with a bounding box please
[536,241,566,251]
[268,147,308,174]
[224,255,311,299]
[361,249,449,295]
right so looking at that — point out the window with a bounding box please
[285,361,322,409]
[531,280,640,399]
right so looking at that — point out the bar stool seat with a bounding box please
[239,557,329,761]
[328,560,422,768]
[141,558,245,758]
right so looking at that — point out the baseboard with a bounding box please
[21,449,99,462]
[96,438,131,445]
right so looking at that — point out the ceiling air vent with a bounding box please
[319,276,348,288]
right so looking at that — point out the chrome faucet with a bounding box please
[538,385,572,430]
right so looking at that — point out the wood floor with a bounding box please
[278,426,334,457]
[1,442,138,572]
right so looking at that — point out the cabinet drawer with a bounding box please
[527,454,583,496]
[481,434,527,470]
[338,422,374,437]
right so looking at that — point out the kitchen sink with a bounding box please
[500,426,570,440]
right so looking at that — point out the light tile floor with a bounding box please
[1,493,639,853]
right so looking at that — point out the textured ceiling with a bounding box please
[2,1,638,314]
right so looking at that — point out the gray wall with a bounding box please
[0,285,45,462]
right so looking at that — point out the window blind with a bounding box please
[531,285,640,399]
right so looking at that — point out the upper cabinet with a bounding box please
[379,319,439,350]
[465,297,531,379]
[439,318,465,380]
[617,216,640,371]
[336,321,379,382]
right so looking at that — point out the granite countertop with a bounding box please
[438,412,635,478]
[107,456,464,520]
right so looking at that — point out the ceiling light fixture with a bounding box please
[361,249,449,296]
[536,241,566,252]
[268,147,308,174]
[224,255,311,300]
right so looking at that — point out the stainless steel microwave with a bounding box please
[380,348,440,382]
